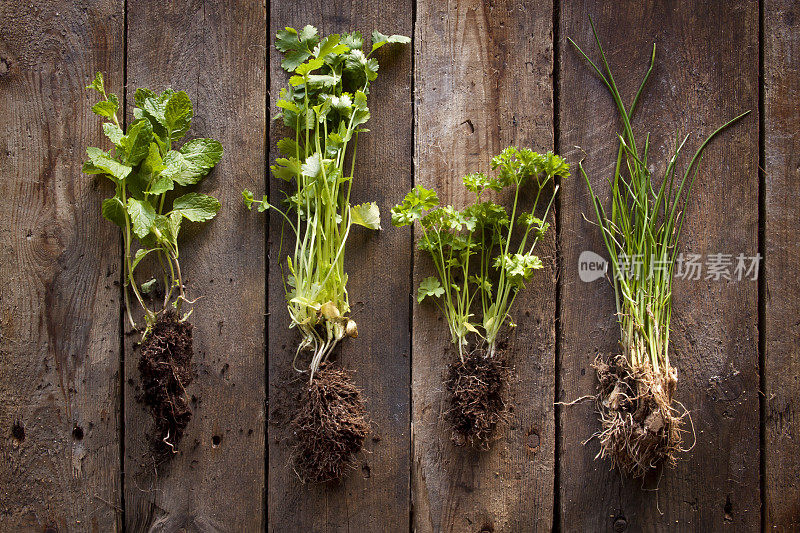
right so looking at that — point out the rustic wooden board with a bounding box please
[123,1,266,530]
[558,2,760,530]
[764,0,800,528]
[412,1,556,531]
[0,1,124,531]
[267,1,413,531]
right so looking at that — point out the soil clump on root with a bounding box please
[446,350,510,449]
[291,365,368,483]
[138,311,194,457]
[593,355,682,477]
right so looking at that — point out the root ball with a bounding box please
[291,365,368,483]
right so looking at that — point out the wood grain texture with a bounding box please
[124,1,266,530]
[0,1,124,531]
[267,1,413,531]
[764,0,800,529]
[412,1,555,531]
[558,2,759,530]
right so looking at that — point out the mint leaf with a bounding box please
[127,197,156,238]
[418,276,445,303]
[161,138,223,186]
[103,123,124,145]
[164,91,193,141]
[350,202,381,230]
[142,142,166,175]
[173,192,220,222]
[101,197,126,228]
[119,118,153,166]
[84,147,132,181]
[86,72,105,93]
[149,175,174,195]
[92,100,117,119]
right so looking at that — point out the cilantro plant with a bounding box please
[392,147,569,359]
[84,73,222,332]
[244,26,409,380]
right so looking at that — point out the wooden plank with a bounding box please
[412,1,555,531]
[764,0,800,528]
[558,2,760,530]
[123,1,266,530]
[266,2,413,531]
[0,1,124,531]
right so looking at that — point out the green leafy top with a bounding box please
[84,72,223,329]
[245,25,409,380]
[392,147,568,357]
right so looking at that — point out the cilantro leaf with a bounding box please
[370,31,411,54]
[350,202,381,230]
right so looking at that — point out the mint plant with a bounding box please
[245,26,409,482]
[392,146,568,446]
[85,73,222,453]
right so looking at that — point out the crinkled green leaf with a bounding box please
[140,278,157,294]
[101,197,126,228]
[119,118,153,166]
[164,91,193,141]
[103,122,124,145]
[84,147,132,181]
[92,100,117,119]
[172,192,220,222]
[127,197,156,238]
[350,202,381,230]
[391,185,439,226]
[161,138,223,186]
[86,72,105,93]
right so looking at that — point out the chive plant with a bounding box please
[245,25,409,482]
[393,147,568,446]
[570,20,749,477]
[85,73,223,453]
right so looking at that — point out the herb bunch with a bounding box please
[244,26,409,380]
[570,20,748,476]
[85,73,222,332]
[392,147,568,359]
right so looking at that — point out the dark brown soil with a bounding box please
[138,311,194,456]
[446,350,510,449]
[593,355,682,478]
[291,365,368,483]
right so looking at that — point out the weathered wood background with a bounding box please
[0,0,796,531]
